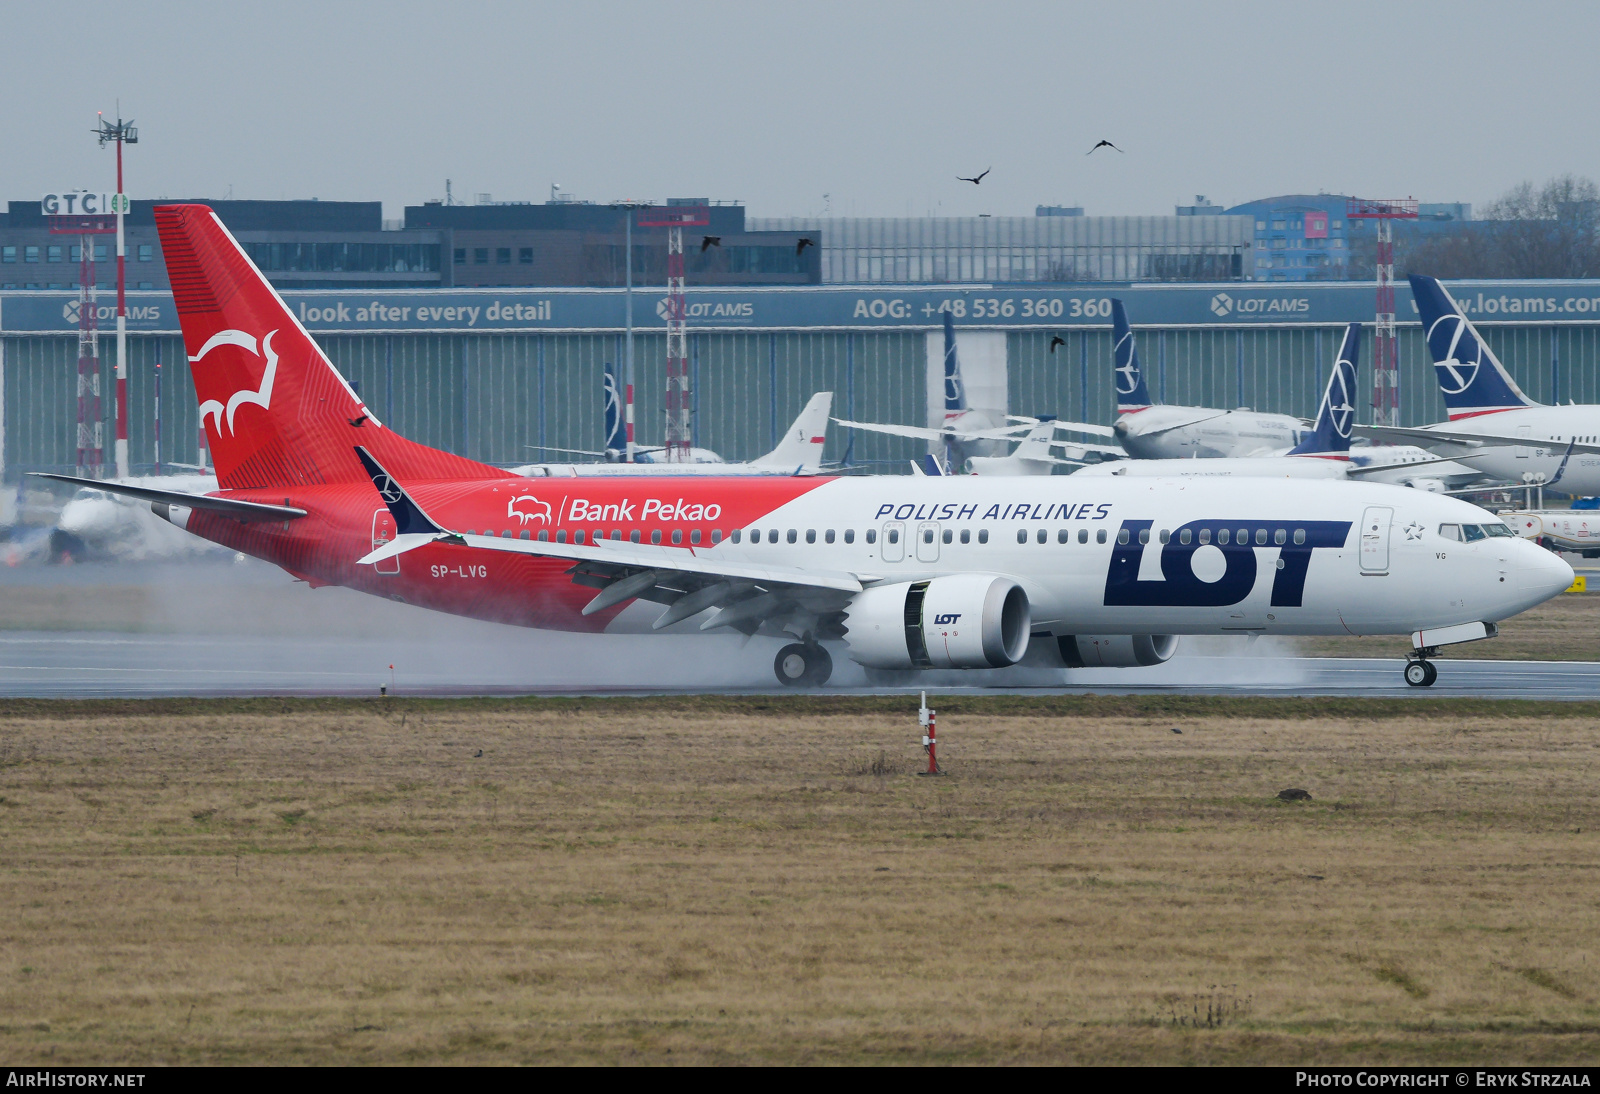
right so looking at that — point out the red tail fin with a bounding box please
[154,204,509,490]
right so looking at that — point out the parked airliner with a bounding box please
[1354,276,1600,496]
[1107,299,1308,458]
[32,206,1573,691]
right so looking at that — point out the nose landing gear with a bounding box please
[1404,659,1438,687]
[775,643,833,687]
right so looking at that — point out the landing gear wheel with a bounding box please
[1404,659,1438,688]
[775,643,832,687]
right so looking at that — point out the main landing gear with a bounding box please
[1404,652,1439,688]
[775,642,833,687]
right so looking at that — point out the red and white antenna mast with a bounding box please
[636,204,708,462]
[47,196,116,477]
[1346,197,1417,428]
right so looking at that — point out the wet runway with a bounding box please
[0,557,1595,699]
[0,629,1597,699]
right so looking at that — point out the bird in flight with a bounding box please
[1087,140,1123,155]
[1049,335,1066,354]
[796,237,815,256]
[957,168,991,185]
[700,236,721,253]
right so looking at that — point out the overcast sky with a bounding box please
[3,0,1597,221]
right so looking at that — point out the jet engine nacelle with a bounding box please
[845,574,1030,669]
[1024,633,1179,668]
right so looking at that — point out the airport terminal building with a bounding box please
[4,279,1600,479]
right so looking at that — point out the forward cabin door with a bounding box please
[1359,506,1392,574]
[372,508,400,575]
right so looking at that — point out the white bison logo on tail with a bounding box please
[508,496,552,525]
[191,328,278,435]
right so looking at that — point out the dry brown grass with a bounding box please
[1,696,1598,1065]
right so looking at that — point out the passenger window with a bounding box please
[1437,524,1462,542]
[1462,524,1487,542]
[1036,529,1047,544]
[942,529,952,544]
[672,530,683,545]
[1159,530,1170,544]
[805,529,816,544]
[611,530,622,541]
[710,530,721,544]
[787,529,798,544]
[1293,528,1305,545]
[960,529,970,544]
[1236,527,1247,545]
[924,528,935,544]
[1096,529,1107,544]
[650,530,661,544]
[1138,528,1149,545]
[574,530,586,544]
[825,529,835,544]
[845,529,855,544]
[768,529,779,544]
[1117,528,1130,545]
[632,530,643,544]
[1057,529,1068,544]
[1255,528,1267,545]
[501,530,512,539]
[865,529,877,544]
[1274,528,1286,545]
[1219,528,1231,545]
[1199,529,1211,545]
[1017,529,1028,544]
[536,530,548,542]
[1078,528,1088,544]
[978,529,989,544]
[731,529,742,544]
[556,530,567,543]
[1180,529,1192,545]
[887,529,900,544]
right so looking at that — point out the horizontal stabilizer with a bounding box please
[28,472,306,522]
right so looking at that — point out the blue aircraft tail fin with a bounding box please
[1289,323,1360,456]
[942,310,966,415]
[603,362,625,460]
[1112,299,1153,412]
[1409,275,1538,419]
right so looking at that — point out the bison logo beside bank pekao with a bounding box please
[508,496,553,525]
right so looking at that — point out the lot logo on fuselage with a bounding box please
[1103,519,1350,608]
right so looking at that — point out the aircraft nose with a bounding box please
[1113,418,1132,437]
[1516,540,1574,601]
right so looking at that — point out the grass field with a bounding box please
[2,695,1598,1065]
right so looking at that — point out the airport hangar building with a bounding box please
[2,280,1600,478]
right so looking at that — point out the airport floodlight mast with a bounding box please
[635,205,710,461]
[95,111,137,478]
[1346,198,1417,428]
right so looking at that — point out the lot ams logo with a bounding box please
[189,328,278,436]
[508,496,553,525]
[1103,519,1350,608]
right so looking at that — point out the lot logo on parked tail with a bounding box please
[1103,519,1351,607]
[1409,275,1537,418]
[1288,323,1359,456]
[1111,299,1153,412]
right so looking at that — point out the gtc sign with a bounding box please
[41,192,113,216]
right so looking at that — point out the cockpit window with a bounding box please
[1484,523,1514,538]
[1437,524,1462,542]
[1461,524,1488,542]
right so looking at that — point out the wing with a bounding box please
[831,418,1034,442]
[1354,424,1600,455]
[1342,452,1496,477]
